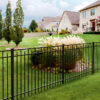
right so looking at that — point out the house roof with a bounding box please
[42,16,61,23]
[64,11,80,25]
[42,16,61,29]
[80,0,100,11]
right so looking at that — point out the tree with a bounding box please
[29,20,38,32]
[11,0,24,47]
[3,1,12,43]
[0,10,3,40]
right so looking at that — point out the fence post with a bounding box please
[11,49,14,100]
[92,42,95,74]
[62,44,64,84]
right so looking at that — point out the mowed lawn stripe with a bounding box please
[24,72,100,100]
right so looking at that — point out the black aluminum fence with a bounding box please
[0,42,100,100]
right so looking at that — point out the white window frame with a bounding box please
[82,11,86,18]
[91,8,95,16]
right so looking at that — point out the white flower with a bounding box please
[38,36,85,48]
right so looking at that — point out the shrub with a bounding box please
[31,49,56,69]
[31,46,83,72]
[27,29,31,33]
[44,29,50,32]
[34,28,38,32]
[23,28,27,33]
[59,29,68,35]
[31,36,85,72]
[61,48,83,70]
[38,29,42,32]
[31,52,41,66]
[83,31,100,34]
[33,28,43,32]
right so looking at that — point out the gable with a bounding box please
[63,11,80,25]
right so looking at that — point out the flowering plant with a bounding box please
[31,36,85,72]
[39,35,85,47]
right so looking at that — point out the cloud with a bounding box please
[59,0,69,8]
[24,0,62,17]
[23,0,63,26]
[73,1,90,11]
[73,0,96,11]
[0,0,96,27]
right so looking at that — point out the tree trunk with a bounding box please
[8,41,10,45]
[16,44,19,48]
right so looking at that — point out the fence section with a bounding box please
[0,42,100,100]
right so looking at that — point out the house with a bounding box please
[58,11,80,33]
[80,0,100,32]
[37,21,44,30]
[42,16,61,31]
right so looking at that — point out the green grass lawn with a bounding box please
[0,34,100,50]
[0,34,100,100]
[24,72,100,100]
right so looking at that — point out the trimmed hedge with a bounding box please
[83,31,100,34]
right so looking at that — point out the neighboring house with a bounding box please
[58,11,80,34]
[37,22,43,30]
[42,16,61,31]
[80,0,100,32]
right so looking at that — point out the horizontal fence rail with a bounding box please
[0,42,100,100]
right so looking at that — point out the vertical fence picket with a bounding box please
[20,50,22,100]
[62,44,64,84]
[2,51,4,100]
[44,48,46,91]
[11,49,14,100]
[28,49,29,96]
[47,47,48,90]
[31,51,33,95]
[16,52,18,100]
[34,48,36,94]
[24,51,26,97]
[50,47,51,88]
[38,50,39,93]
[7,53,8,100]
[41,48,43,92]
[92,42,95,74]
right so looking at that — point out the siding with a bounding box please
[80,5,100,32]
[59,13,72,32]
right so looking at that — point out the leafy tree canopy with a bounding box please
[29,20,38,32]
[3,1,12,43]
[0,10,3,39]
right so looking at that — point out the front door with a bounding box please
[92,21,95,31]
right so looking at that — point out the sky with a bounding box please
[0,0,97,27]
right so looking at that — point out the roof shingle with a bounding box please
[64,11,80,25]
[42,16,61,23]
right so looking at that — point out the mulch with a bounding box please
[0,41,4,43]
[0,44,13,47]
[6,47,26,50]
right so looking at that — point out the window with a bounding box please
[82,11,86,18]
[91,9,95,16]
[82,24,86,29]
